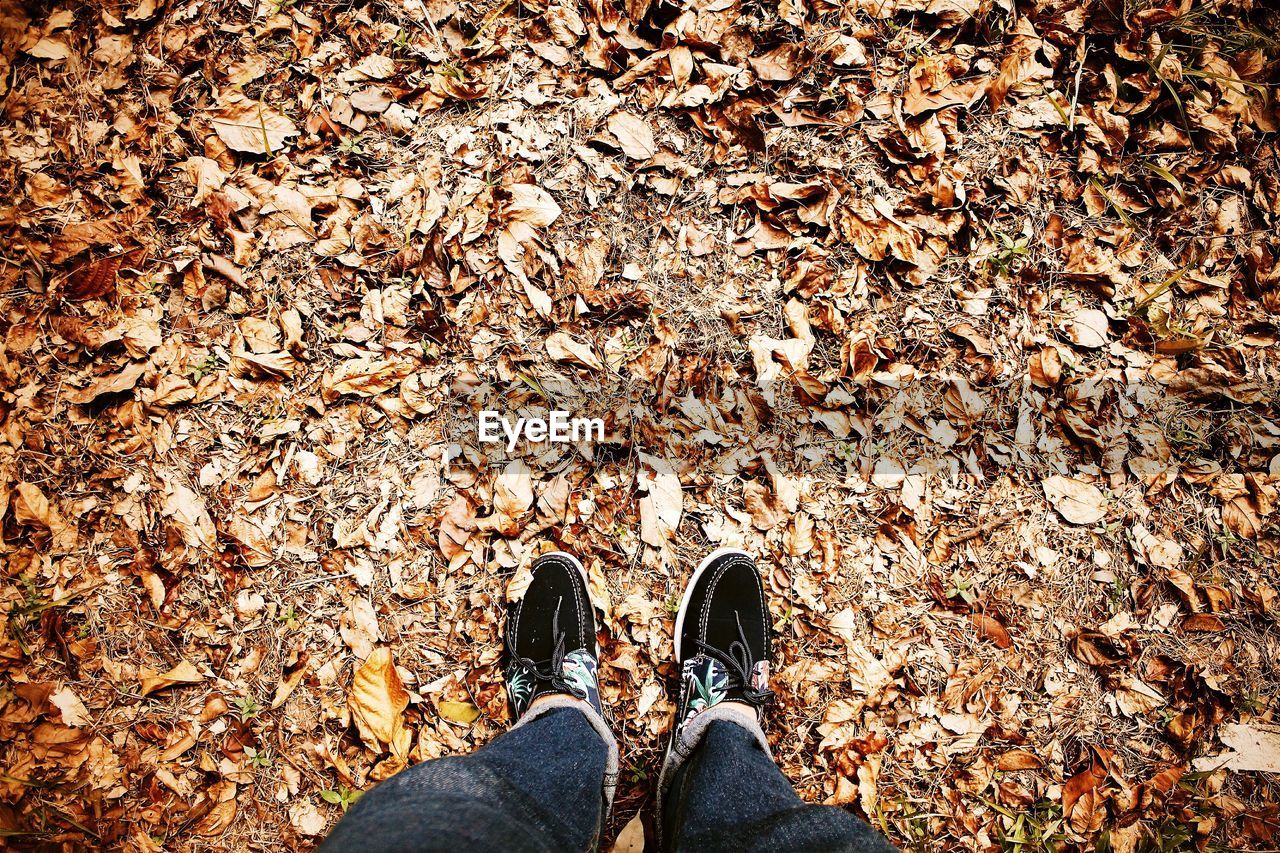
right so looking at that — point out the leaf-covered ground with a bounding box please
[2,0,1279,849]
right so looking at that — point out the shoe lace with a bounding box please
[692,611,774,709]
[509,597,587,701]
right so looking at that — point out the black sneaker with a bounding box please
[503,551,602,721]
[671,547,774,728]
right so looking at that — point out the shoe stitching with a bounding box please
[696,555,763,646]
[510,598,524,654]
[569,561,587,650]
[751,558,770,661]
[538,554,591,657]
[730,555,768,655]
[698,563,727,641]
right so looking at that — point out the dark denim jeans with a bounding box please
[321,707,896,852]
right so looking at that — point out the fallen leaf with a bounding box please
[1070,631,1129,669]
[637,453,682,547]
[66,361,147,404]
[610,812,646,852]
[49,686,91,727]
[289,801,328,837]
[997,749,1043,771]
[1183,613,1226,632]
[970,613,1012,648]
[438,700,481,725]
[607,111,656,160]
[63,256,122,301]
[141,660,204,697]
[1193,722,1280,773]
[493,460,534,520]
[12,483,77,551]
[1043,475,1107,525]
[1114,675,1165,716]
[505,183,562,227]
[348,647,410,756]
[742,480,787,530]
[210,93,299,156]
[324,358,415,398]
[1066,308,1110,349]
[340,598,382,660]
[1029,346,1062,387]
[161,483,216,550]
[546,331,603,370]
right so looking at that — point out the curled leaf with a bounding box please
[348,647,410,756]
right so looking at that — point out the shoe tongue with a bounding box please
[685,652,769,701]
[559,647,594,674]
[555,648,603,712]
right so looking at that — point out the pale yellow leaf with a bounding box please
[607,111,656,160]
[438,700,481,725]
[210,93,299,156]
[505,183,561,227]
[348,647,410,753]
[546,331,603,370]
[1043,475,1107,525]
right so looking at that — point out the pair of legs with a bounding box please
[321,550,896,852]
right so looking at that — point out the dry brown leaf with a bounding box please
[161,483,216,550]
[195,781,239,836]
[1043,475,1107,525]
[270,653,310,710]
[607,111,656,160]
[210,93,299,156]
[340,598,382,660]
[63,255,122,301]
[348,647,411,757]
[1070,631,1129,668]
[749,43,806,82]
[478,460,534,534]
[325,358,415,398]
[438,494,477,561]
[1029,346,1061,387]
[610,812,646,852]
[65,361,147,404]
[1062,756,1107,832]
[546,331,603,370]
[1193,723,1280,773]
[1066,308,1110,349]
[289,801,328,837]
[493,460,534,520]
[225,515,273,567]
[1183,613,1226,632]
[1114,675,1165,716]
[140,661,204,697]
[637,453,682,547]
[49,686,91,727]
[743,481,787,530]
[505,183,562,227]
[996,749,1043,771]
[12,483,77,551]
[970,613,1012,649]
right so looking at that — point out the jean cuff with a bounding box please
[510,695,619,813]
[656,704,770,825]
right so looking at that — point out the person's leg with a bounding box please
[322,552,617,852]
[322,703,610,852]
[658,549,897,852]
[663,714,896,852]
